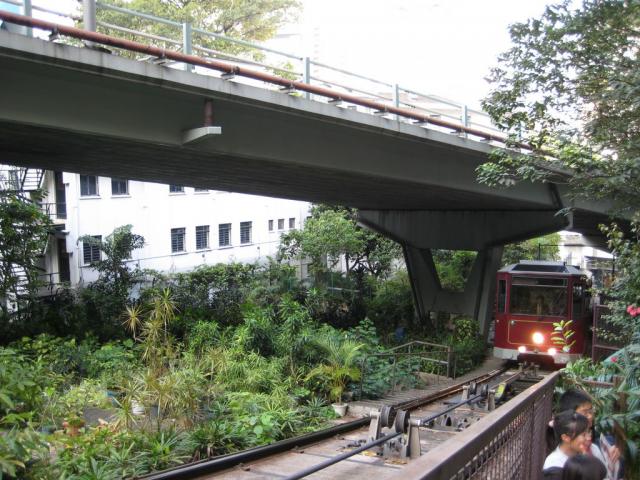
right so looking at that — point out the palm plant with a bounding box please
[306,336,363,404]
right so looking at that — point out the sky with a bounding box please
[21,0,552,109]
[293,0,552,109]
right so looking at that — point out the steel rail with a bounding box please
[138,367,508,480]
[0,10,518,146]
[138,418,371,480]
[284,366,519,480]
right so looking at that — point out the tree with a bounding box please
[78,225,145,298]
[0,191,52,318]
[480,2,640,471]
[478,0,640,215]
[278,205,402,281]
[502,233,561,266]
[97,0,301,58]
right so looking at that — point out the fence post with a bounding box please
[83,0,96,31]
[460,104,468,138]
[446,346,454,378]
[20,0,32,37]
[182,22,193,71]
[302,57,311,99]
[392,83,400,120]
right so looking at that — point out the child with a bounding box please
[562,454,607,480]
[559,388,620,478]
[543,411,590,479]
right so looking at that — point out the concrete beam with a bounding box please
[359,209,571,251]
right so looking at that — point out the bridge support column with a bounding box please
[359,209,570,338]
[404,244,503,339]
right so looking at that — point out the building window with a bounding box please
[111,178,128,196]
[218,223,231,247]
[277,218,284,230]
[171,228,185,253]
[82,235,101,264]
[169,185,184,193]
[289,217,295,229]
[268,219,274,231]
[195,225,209,250]
[194,188,208,192]
[80,175,99,196]
[240,221,252,244]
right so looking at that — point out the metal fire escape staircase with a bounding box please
[0,166,51,305]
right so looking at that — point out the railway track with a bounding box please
[141,363,544,480]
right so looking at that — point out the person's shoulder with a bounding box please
[544,448,568,469]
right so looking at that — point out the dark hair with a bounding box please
[554,410,589,445]
[562,454,606,480]
[559,389,593,413]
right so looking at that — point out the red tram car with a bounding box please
[493,260,592,365]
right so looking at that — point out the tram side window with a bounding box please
[510,277,567,317]
[498,280,506,313]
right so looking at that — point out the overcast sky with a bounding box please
[23,0,553,109]
[295,0,552,108]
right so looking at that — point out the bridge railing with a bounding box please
[399,370,558,480]
[1,0,505,142]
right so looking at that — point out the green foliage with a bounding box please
[502,233,561,266]
[172,263,256,328]
[551,319,576,353]
[305,334,363,403]
[365,271,415,335]
[75,226,144,341]
[97,0,301,59]
[0,422,49,479]
[432,250,477,292]
[278,205,402,280]
[479,0,640,213]
[0,189,53,318]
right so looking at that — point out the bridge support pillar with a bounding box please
[359,209,570,338]
[403,244,503,339]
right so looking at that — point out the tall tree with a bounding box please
[78,224,145,298]
[278,205,402,281]
[0,191,52,318]
[478,0,640,216]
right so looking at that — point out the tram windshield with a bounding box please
[510,277,568,317]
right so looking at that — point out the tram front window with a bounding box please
[510,277,567,317]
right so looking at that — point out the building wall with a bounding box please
[58,173,310,286]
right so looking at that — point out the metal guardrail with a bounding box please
[359,340,454,399]
[399,371,558,480]
[0,0,509,145]
[592,304,623,362]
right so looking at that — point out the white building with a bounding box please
[559,232,614,288]
[2,167,310,292]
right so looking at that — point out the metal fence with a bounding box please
[1,0,506,144]
[592,304,623,362]
[399,371,558,480]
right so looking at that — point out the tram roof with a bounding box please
[498,260,586,275]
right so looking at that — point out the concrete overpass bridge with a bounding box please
[0,9,617,336]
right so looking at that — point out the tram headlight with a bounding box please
[518,346,526,353]
[548,348,557,356]
[532,332,544,345]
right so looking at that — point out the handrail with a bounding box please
[400,371,560,480]
[0,5,519,146]
[358,340,455,399]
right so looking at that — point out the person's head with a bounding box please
[554,410,590,455]
[559,389,594,427]
[561,454,606,480]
